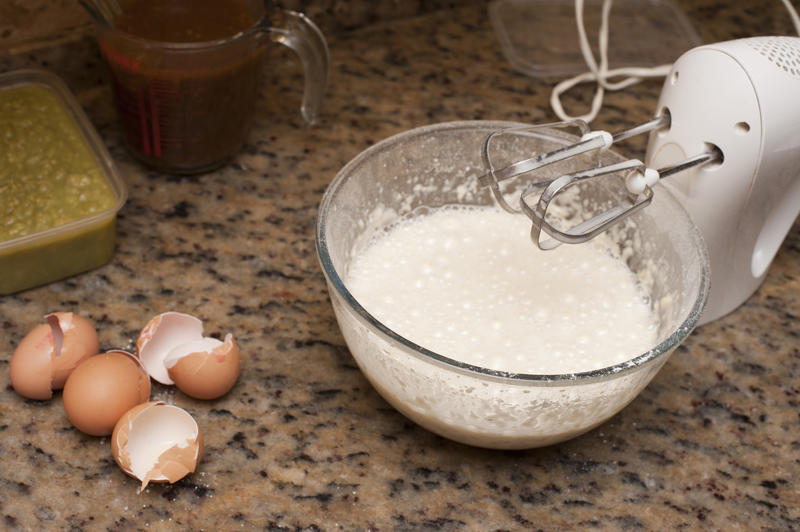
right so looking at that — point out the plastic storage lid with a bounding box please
[490,0,702,78]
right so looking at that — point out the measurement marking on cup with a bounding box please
[136,90,150,156]
[148,83,161,157]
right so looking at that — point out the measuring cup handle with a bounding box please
[264,10,329,124]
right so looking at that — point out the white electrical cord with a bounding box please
[782,0,800,34]
[551,0,800,123]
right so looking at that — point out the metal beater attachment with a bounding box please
[478,116,720,249]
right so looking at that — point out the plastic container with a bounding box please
[0,69,127,294]
[490,0,702,78]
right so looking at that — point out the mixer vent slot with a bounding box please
[746,36,800,79]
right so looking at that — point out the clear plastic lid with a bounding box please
[490,0,702,78]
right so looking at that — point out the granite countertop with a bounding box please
[1,1,798,530]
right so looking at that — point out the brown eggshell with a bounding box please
[136,312,203,385]
[111,401,203,492]
[9,323,55,400]
[62,350,151,436]
[50,312,100,388]
[9,312,99,400]
[167,333,240,400]
[112,401,157,472]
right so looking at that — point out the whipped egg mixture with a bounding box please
[346,205,657,374]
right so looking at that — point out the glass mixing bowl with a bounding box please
[315,121,709,449]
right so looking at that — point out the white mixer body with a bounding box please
[646,36,800,325]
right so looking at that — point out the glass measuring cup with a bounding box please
[93,2,328,174]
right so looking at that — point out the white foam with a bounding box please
[346,205,657,374]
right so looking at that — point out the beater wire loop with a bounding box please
[477,115,720,250]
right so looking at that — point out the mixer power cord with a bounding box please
[551,0,800,123]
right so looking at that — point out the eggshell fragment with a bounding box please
[136,311,240,399]
[49,313,100,388]
[9,312,99,400]
[136,312,203,385]
[166,333,240,400]
[111,401,203,492]
[63,350,151,436]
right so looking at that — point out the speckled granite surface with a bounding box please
[1,1,798,530]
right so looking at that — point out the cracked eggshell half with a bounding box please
[137,311,240,399]
[111,401,203,492]
[165,333,240,400]
[62,350,151,436]
[136,312,204,385]
[9,312,99,400]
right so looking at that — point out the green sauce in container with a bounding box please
[0,70,126,294]
[1,86,117,241]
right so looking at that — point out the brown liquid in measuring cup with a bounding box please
[100,0,262,173]
[114,0,254,43]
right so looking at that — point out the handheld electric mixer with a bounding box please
[478,36,800,324]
